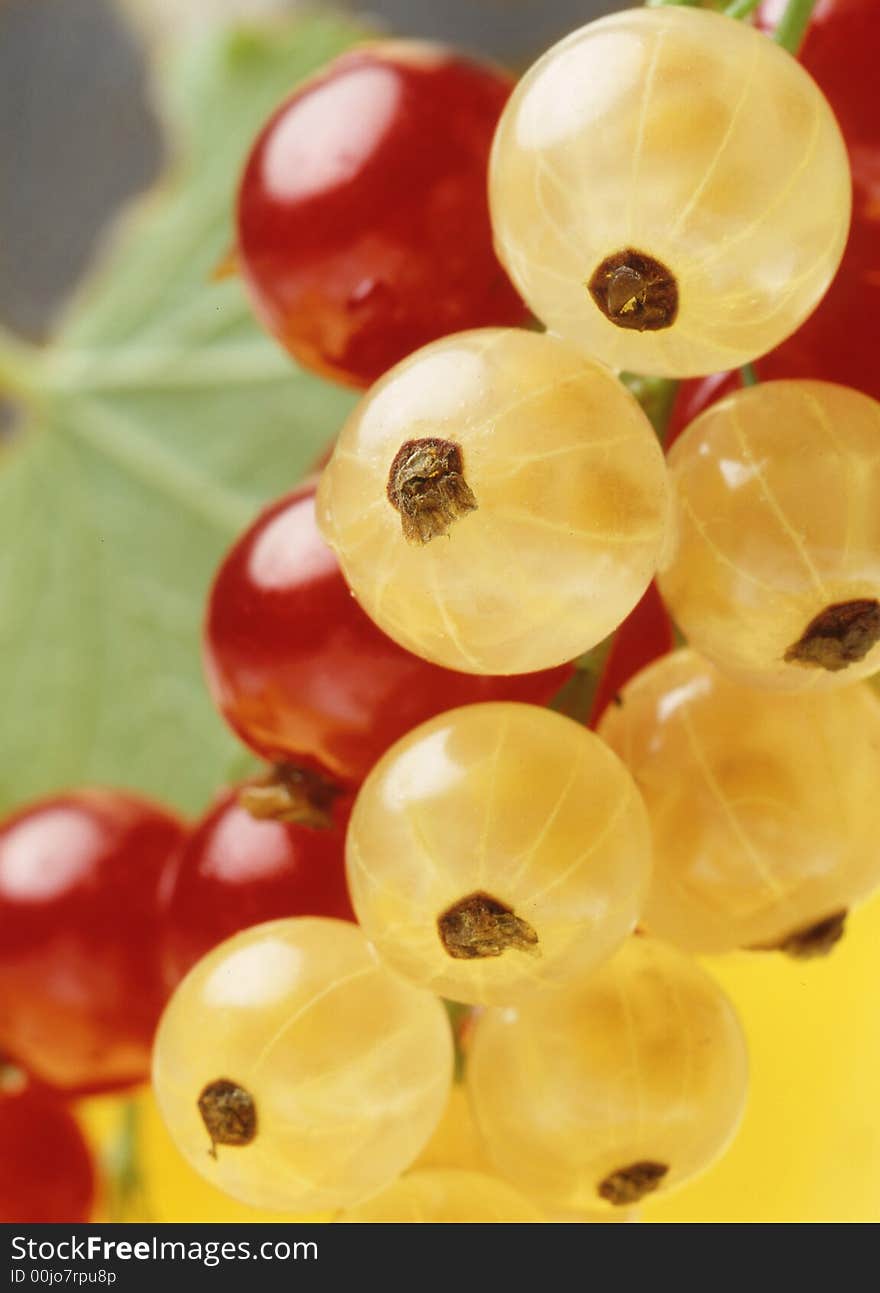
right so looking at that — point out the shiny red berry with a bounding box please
[0,1065,95,1223]
[160,783,355,986]
[760,0,879,148]
[203,484,572,785]
[0,790,185,1093]
[590,583,675,728]
[236,40,527,387]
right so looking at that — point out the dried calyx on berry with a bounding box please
[598,1160,669,1206]
[387,438,477,544]
[784,600,880,672]
[438,892,539,960]
[751,909,848,960]
[197,1079,257,1158]
[588,249,678,333]
[238,763,341,830]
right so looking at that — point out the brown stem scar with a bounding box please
[197,1079,257,1159]
[387,438,477,544]
[598,1161,669,1206]
[784,600,880,672]
[588,249,678,332]
[238,763,341,830]
[437,892,539,960]
[751,908,847,960]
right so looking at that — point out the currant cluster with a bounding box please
[4,0,879,1225]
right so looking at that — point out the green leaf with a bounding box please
[0,16,366,816]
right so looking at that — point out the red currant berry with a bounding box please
[760,0,879,149]
[0,790,185,1093]
[590,583,674,728]
[669,370,739,446]
[671,155,880,432]
[0,1064,95,1223]
[160,783,355,986]
[203,484,572,785]
[236,40,527,387]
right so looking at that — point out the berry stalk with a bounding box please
[443,1000,474,1083]
[773,0,820,53]
[102,1099,150,1222]
[724,0,762,18]
[549,638,615,724]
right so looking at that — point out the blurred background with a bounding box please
[2,0,879,1227]
[0,0,633,345]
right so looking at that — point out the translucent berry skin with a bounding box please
[415,1083,640,1221]
[347,702,651,1006]
[0,790,186,1093]
[0,1070,95,1223]
[672,2,880,419]
[153,918,452,1213]
[660,381,880,691]
[415,1085,492,1176]
[670,163,880,412]
[236,41,527,388]
[467,936,748,1212]
[598,650,880,955]
[160,786,354,987]
[489,6,851,379]
[336,1168,544,1223]
[317,328,669,675]
[204,484,571,784]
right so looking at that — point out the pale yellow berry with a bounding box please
[152,918,452,1212]
[467,936,748,1211]
[490,7,850,378]
[598,650,880,955]
[416,1086,640,1222]
[317,327,669,675]
[347,702,651,1005]
[659,381,880,691]
[415,1085,493,1175]
[336,1168,544,1223]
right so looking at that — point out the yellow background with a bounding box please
[78,892,880,1224]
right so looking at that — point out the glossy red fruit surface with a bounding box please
[589,582,675,728]
[203,484,573,785]
[0,1066,95,1222]
[760,0,879,148]
[672,2,880,430]
[160,785,355,986]
[236,40,527,387]
[0,791,186,1093]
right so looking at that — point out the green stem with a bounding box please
[549,635,616,726]
[739,361,760,386]
[103,1098,150,1221]
[443,1000,473,1082]
[723,0,762,18]
[620,373,680,445]
[773,0,818,52]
